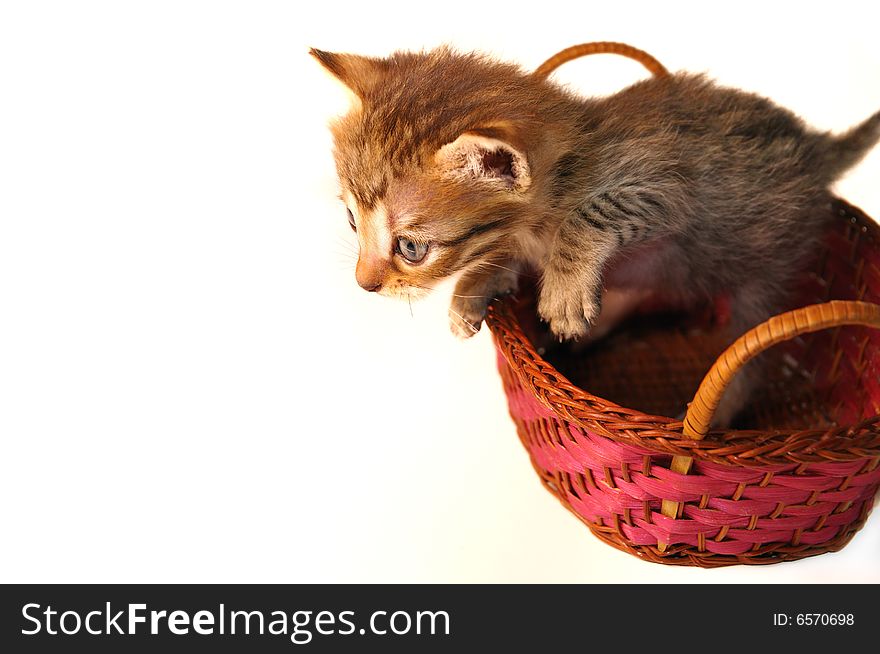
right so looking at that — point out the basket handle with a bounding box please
[658,300,880,549]
[533,41,669,80]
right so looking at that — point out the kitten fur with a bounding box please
[312,46,880,426]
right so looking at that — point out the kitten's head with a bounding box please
[311,46,561,298]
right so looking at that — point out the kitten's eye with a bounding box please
[346,207,357,231]
[396,237,429,264]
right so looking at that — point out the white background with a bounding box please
[1,1,878,583]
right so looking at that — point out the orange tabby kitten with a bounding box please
[312,45,879,425]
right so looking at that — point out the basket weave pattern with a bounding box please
[488,199,880,566]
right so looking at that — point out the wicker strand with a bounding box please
[658,301,880,550]
[533,41,670,80]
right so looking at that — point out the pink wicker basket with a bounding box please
[487,199,880,566]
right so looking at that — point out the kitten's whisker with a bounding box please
[411,282,450,295]
[334,236,359,253]
[483,262,518,274]
[448,307,479,333]
[468,260,536,280]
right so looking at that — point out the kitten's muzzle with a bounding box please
[359,279,383,293]
[355,256,385,293]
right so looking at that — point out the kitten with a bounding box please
[312,46,880,425]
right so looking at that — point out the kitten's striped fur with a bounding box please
[313,46,880,425]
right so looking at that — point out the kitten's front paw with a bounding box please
[448,296,487,339]
[537,283,600,340]
[448,268,518,339]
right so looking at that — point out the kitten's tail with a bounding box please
[823,109,880,179]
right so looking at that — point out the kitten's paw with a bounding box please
[448,297,486,339]
[448,268,518,339]
[537,284,600,341]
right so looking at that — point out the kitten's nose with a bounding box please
[355,257,385,293]
[359,279,383,293]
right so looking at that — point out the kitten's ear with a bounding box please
[309,48,388,99]
[435,132,531,191]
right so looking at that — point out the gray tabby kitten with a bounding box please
[312,46,880,425]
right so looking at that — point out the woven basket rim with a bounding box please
[486,198,880,467]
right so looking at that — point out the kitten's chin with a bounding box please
[381,285,432,302]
